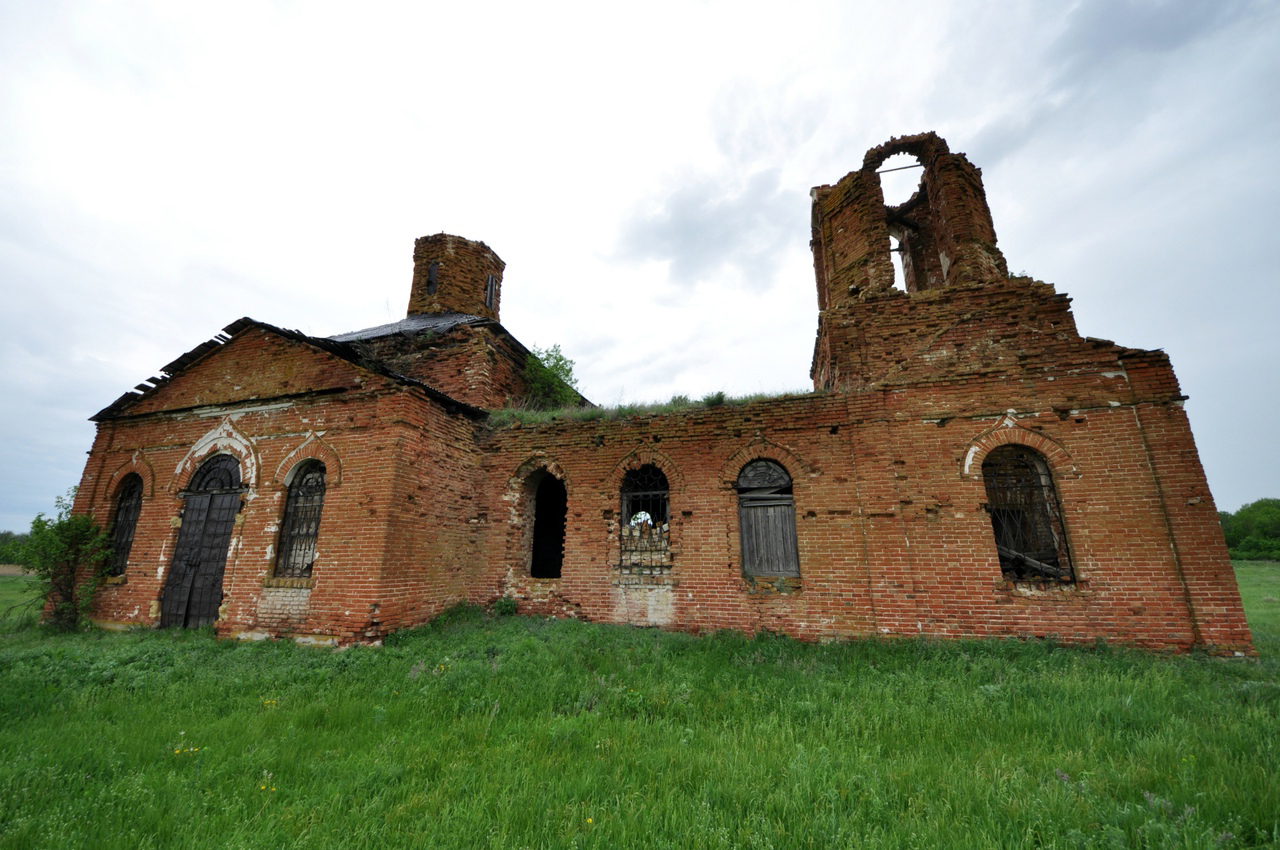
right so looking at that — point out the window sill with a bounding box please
[262,577,315,589]
[613,573,679,587]
[997,579,1090,595]
[744,575,802,594]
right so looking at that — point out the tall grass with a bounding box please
[0,567,1276,848]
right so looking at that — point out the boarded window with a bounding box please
[108,474,143,577]
[274,460,326,578]
[620,464,669,567]
[982,446,1074,582]
[737,460,800,578]
[485,273,497,309]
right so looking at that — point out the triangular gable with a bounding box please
[94,319,486,421]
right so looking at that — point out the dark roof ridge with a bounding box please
[330,311,488,342]
[91,317,488,422]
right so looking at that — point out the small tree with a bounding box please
[522,344,581,410]
[26,489,110,630]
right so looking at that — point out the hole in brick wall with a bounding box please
[890,236,907,292]
[878,154,923,206]
[879,154,922,293]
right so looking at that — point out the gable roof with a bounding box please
[92,317,488,422]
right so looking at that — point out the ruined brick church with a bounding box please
[73,133,1254,653]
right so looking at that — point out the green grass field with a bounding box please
[1,564,1277,849]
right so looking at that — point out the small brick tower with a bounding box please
[810,132,1012,391]
[406,233,505,321]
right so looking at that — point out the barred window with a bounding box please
[982,446,1074,582]
[737,460,799,578]
[274,461,326,578]
[620,465,669,567]
[108,474,143,577]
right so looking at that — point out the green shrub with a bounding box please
[25,488,110,631]
[522,344,581,410]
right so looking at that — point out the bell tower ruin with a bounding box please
[810,132,1022,391]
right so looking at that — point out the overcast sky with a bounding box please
[2,0,1277,532]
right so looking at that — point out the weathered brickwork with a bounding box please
[407,233,504,321]
[355,322,534,410]
[74,133,1253,654]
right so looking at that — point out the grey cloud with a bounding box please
[969,1,1275,170]
[1049,0,1256,76]
[614,168,807,289]
[709,78,829,168]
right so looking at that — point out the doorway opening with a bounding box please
[161,454,242,628]
[530,473,567,579]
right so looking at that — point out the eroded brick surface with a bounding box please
[74,134,1254,654]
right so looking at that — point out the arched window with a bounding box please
[108,473,143,577]
[982,445,1074,582]
[275,460,326,578]
[737,460,799,578]
[620,464,670,567]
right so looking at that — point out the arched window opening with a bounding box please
[982,446,1074,582]
[737,460,800,578]
[190,454,240,492]
[620,464,670,567]
[108,474,143,577]
[275,461,326,578]
[530,474,567,579]
[878,153,924,206]
[162,454,243,629]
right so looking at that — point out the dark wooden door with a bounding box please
[162,456,241,628]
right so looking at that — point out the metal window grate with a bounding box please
[108,474,143,577]
[982,446,1074,582]
[620,465,670,565]
[274,461,326,578]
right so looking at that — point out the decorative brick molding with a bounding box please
[961,413,1079,480]
[271,431,343,487]
[171,416,259,493]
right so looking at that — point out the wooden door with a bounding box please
[161,456,241,628]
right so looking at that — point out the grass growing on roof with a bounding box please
[487,389,815,428]
[0,564,1276,848]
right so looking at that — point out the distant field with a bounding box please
[1236,560,1280,657]
[0,564,1276,849]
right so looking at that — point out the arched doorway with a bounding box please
[530,474,567,579]
[161,454,243,628]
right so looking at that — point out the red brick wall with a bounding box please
[407,233,504,321]
[71,135,1251,655]
[358,323,533,409]
[76,306,1251,654]
[475,381,1251,653]
[76,330,475,643]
